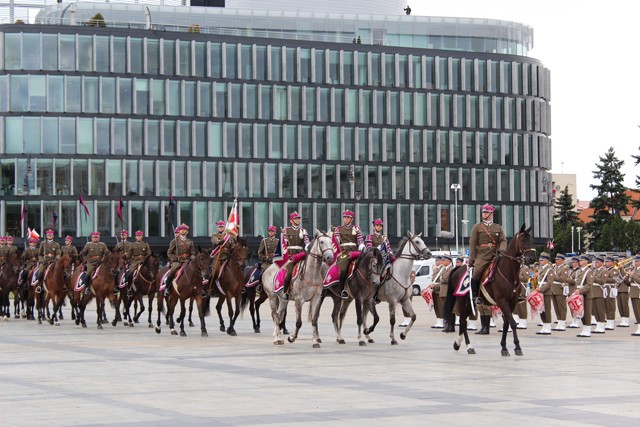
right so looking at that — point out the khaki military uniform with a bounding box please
[574,266,594,326]
[536,263,556,324]
[438,263,454,315]
[603,265,620,322]
[8,244,17,255]
[551,262,570,322]
[80,241,109,276]
[430,263,443,320]
[469,221,506,316]
[211,232,236,263]
[0,244,10,266]
[282,225,310,284]
[22,246,40,271]
[628,266,640,328]
[591,266,608,324]
[167,237,196,274]
[114,239,132,262]
[126,241,152,271]
[365,232,392,253]
[37,239,61,278]
[61,244,78,261]
[257,236,278,265]
[515,264,531,320]
[334,224,364,280]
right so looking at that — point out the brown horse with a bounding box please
[0,253,21,320]
[444,224,535,356]
[41,255,74,326]
[242,281,289,334]
[208,238,249,336]
[117,254,159,328]
[157,251,212,337]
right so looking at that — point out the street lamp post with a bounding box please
[450,183,461,255]
[577,227,582,253]
[571,226,575,254]
[461,219,469,257]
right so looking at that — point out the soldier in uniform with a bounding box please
[550,253,570,331]
[590,255,608,334]
[602,256,619,330]
[617,258,632,328]
[79,232,109,295]
[22,238,40,279]
[0,236,8,267]
[571,254,595,337]
[429,256,444,328]
[164,224,196,296]
[211,221,227,248]
[567,256,582,328]
[514,263,531,329]
[211,221,237,264]
[121,230,152,292]
[438,255,455,332]
[455,257,464,267]
[335,210,365,300]
[626,255,640,336]
[534,252,555,335]
[282,211,310,300]
[35,229,61,293]
[365,219,394,304]
[258,226,279,265]
[61,236,78,262]
[114,230,132,256]
[6,236,18,256]
[469,203,507,335]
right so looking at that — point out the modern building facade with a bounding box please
[0,0,552,249]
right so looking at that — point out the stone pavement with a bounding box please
[2,298,640,427]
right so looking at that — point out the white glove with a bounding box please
[304,243,311,251]
[358,244,365,251]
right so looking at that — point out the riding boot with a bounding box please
[83,274,92,296]
[163,272,174,297]
[340,278,349,300]
[283,279,290,301]
[475,315,490,335]
[471,278,484,306]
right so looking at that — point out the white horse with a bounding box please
[366,232,432,345]
[261,230,334,347]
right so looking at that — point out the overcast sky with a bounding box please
[413,0,640,201]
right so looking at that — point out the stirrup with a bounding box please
[84,287,91,296]
[35,286,42,294]
[340,290,349,300]
[474,297,484,306]
[283,293,289,301]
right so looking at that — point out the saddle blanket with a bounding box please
[159,270,170,292]
[453,267,471,297]
[273,262,302,293]
[322,261,356,288]
[246,263,262,288]
[74,273,86,292]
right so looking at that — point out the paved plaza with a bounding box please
[2,298,640,426]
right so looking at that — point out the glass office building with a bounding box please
[0,0,552,249]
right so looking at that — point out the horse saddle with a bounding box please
[43,264,54,282]
[273,267,287,293]
[246,263,262,288]
[173,263,187,283]
[480,260,496,287]
[159,270,171,292]
[74,273,87,292]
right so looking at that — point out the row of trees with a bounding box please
[553,146,640,255]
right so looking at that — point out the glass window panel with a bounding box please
[45,75,63,113]
[113,37,126,73]
[59,34,76,71]
[95,36,109,73]
[357,52,367,85]
[371,53,381,86]
[285,125,296,159]
[371,128,381,161]
[152,79,165,115]
[174,162,186,197]
[385,129,395,162]
[73,159,88,196]
[157,160,170,197]
[327,127,339,161]
[256,46,267,80]
[83,77,99,113]
[21,33,41,69]
[147,119,160,155]
[209,122,222,157]
[344,51,354,85]
[271,47,282,81]
[184,81,196,116]
[147,202,161,237]
[281,164,292,198]
[118,78,132,115]
[125,160,138,196]
[380,166,391,199]
[64,76,81,113]
[241,44,252,79]
[113,119,126,155]
[296,164,308,198]
[164,121,176,156]
[90,159,105,196]
[210,43,222,78]
[9,75,27,113]
[76,118,93,155]
[385,54,395,86]
[271,125,282,159]
[374,91,384,124]
[140,160,155,196]
[221,162,233,197]
[78,35,93,72]
[0,75,7,112]
[135,79,149,115]
[162,40,175,75]
[190,162,202,197]
[59,117,76,154]
[226,123,237,157]
[246,84,257,119]
[226,44,237,79]
[101,77,116,114]
[261,85,272,120]
[300,48,311,83]
[96,118,110,155]
[214,83,227,117]
[315,126,326,160]
[23,117,41,154]
[200,82,211,117]
[179,121,191,157]
[314,49,325,83]
[42,117,59,154]
[230,83,242,118]
[250,163,261,198]
[107,160,122,196]
[178,41,191,76]
[344,127,354,161]
[204,162,217,197]
[300,126,311,160]
[41,34,58,71]
[194,122,206,157]
[147,39,159,75]
[284,48,295,82]
[131,119,143,156]
[36,158,53,196]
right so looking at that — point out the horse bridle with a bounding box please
[397,236,428,261]
[356,253,382,287]
[308,234,334,263]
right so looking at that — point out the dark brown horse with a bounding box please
[444,224,535,356]
[208,238,249,336]
[242,281,289,334]
[0,253,21,320]
[42,255,74,326]
[116,254,159,328]
[157,251,212,337]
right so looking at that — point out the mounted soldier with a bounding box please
[6,236,18,256]
[334,210,365,300]
[22,238,40,281]
[114,229,132,258]
[164,224,196,296]
[0,236,9,268]
[365,218,394,304]
[35,229,61,293]
[79,231,109,295]
[282,211,310,300]
[60,236,78,262]
[211,220,238,284]
[258,226,279,265]
[120,230,151,294]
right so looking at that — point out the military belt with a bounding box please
[288,245,303,250]
[341,243,357,247]
[89,256,101,260]
[479,243,495,247]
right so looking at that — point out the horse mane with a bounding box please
[355,247,383,271]
[395,235,410,254]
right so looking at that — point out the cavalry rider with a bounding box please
[79,232,109,295]
[258,225,279,265]
[61,236,78,262]
[35,229,61,293]
[335,210,365,299]
[211,220,237,281]
[22,238,40,281]
[114,229,132,257]
[121,230,151,293]
[282,211,310,300]
[365,218,393,303]
[6,236,18,255]
[0,236,8,268]
[164,224,196,296]
[468,203,506,335]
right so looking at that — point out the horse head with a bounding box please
[144,254,160,277]
[193,251,213,282]
[313,230,335,264]
[233,238,249,268]
[104,252,121,276]
[401,231,432,260]
[60,254,74,278]
[513,224,535,265]
[359,247,383,286]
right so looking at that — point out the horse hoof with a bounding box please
[274,340,284,346]
[400,332,406,340]
[134,320,140,324]
[180,331,187,337]
[254,328,261,333]
[123,321,128,326]
[38,320,42,325]
[337,339,346,344]
[287,336,294,343]
[359,341,366,346]
[111,320,117,327]
[59,314,64,320]
[467,348,476,355]
[391,340,398,345]
[515,349,523,356]
[501,350,510,357]
[82,323,87,328]
[282,328,289,335]
[219,326,225,332]
[148,324,154,329]
[155,327,161,334]
[368,338,375,344]
[317,338,322,344]
[75,319,80,326]
[48,319,54,325]
[189,322,195,327]
[129,323,134,328]
[312,343,321,349]
[170,330,178,336]
[55,322,60,326]
[201,331,208,337]
[97,324,103,330]
[227,329,237,337]
[453,342,460,351]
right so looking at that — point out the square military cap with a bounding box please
[579,255,591,262]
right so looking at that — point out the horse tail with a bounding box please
[239,287,250,315]
[202,295,211,317]
[443,265,461,319]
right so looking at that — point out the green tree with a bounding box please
[587,147,629,249]
[596,215,640,253]
[552,185,581,254]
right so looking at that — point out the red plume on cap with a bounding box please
[342,210,355,218]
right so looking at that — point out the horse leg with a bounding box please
[388,301,398,345]
[167,295,178,336]
[280,307,289,335]
[269,296,284,345]
[196,295,208,337]
[399,299,417,341]
[310,295,322,348]
[216,296,226,332]
[95,298,103,329]
[249,292,259,333]
[111,294,122,328]
[225,293,236,336]
[179,298,187,337]
[333,295,347,344]
[147,293,155,328]
[155,294,164,334]
[502,305,522,356]
[51,296,59,326]
[255,290,267,333]
[188,298,195,327]
[355,299,365,346]
[230,294,243,336]
[500,313,510,356]
[363,299,377,343]
[287,299,303,344]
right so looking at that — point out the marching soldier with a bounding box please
[79,232,109,295]
[438,255,455,333]
[469,203,507,335]
[164,224,196,296]
[282,211,310,300]
[617,258,632,328]
[365,219,394,304]
[257,226,279,265]
[572,254,595,337]
[603,256,619,330]
[122,230,151,291]
[534,252,555,335]
[550,254,570,331]
[335,210,365,299]
[567,255,582,328]
[35,229,61,293]
[627,255,640,336]
[61,236,78,262]
[6,236,18,255]
[515,263,531,329]
[590,255,608,333]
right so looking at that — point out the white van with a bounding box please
[411,259,436,296]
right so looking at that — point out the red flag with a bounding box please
[225,199,239,236]
[20,203,28,226]
[117,197,124,222]
[79,194,91,218]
